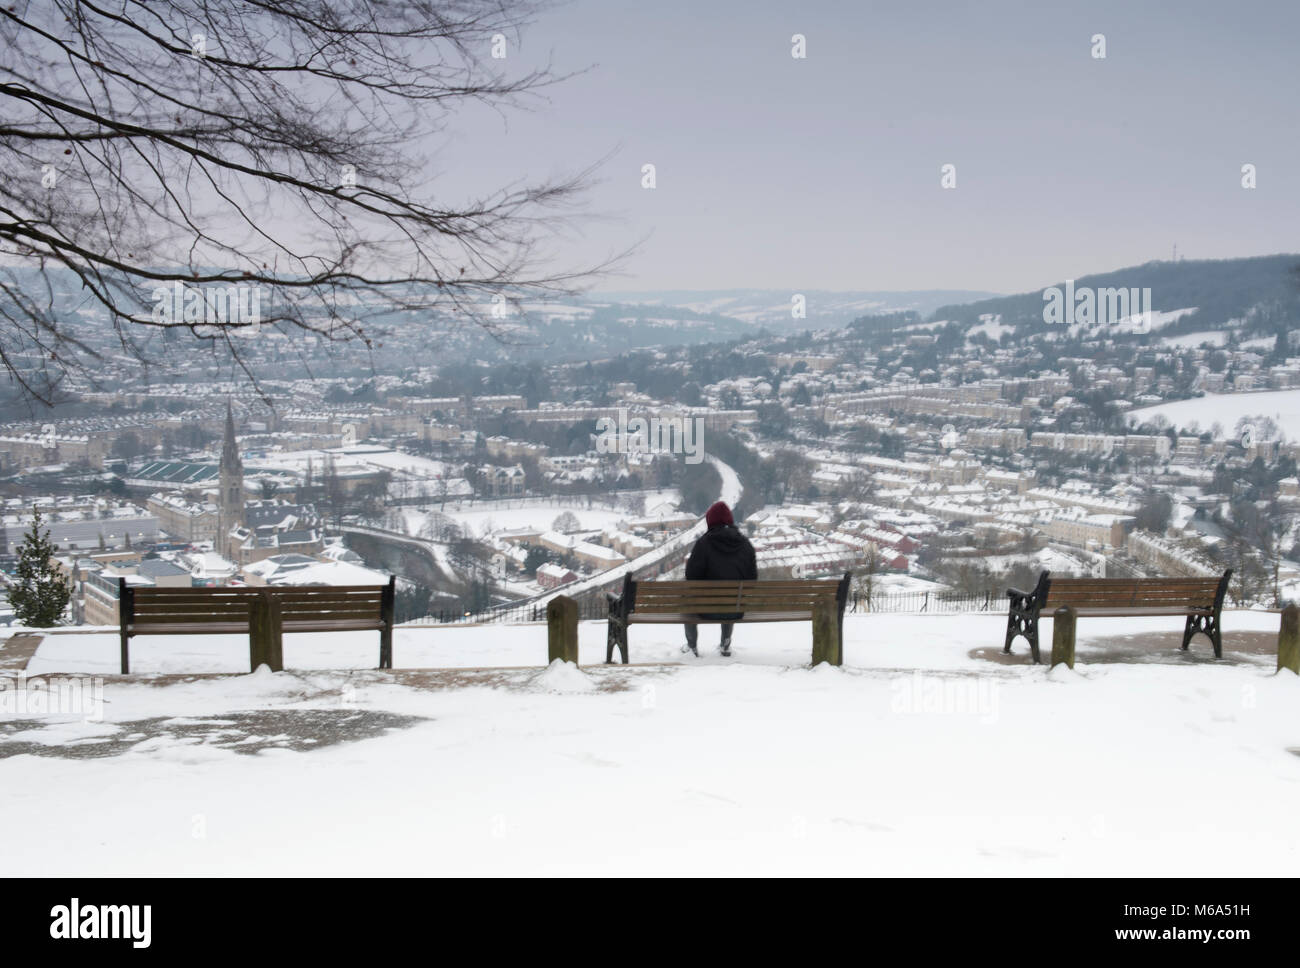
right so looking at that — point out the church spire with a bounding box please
[217,398,245,561]
[222,399,241,468]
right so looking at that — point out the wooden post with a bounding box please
[249,593,267,672]
[547,595,579,666]
[266,592,283,673]
[1051,605,1076,670]
[379,575,396,670]
[1278,603,1300,675]
[811,599,841,667]
[117,577,131,675]
[250,592,282,673]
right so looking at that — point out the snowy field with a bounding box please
[1126,389,1300,438]
[2,611,1297,876]
[400,490,681,539]
[442,505,637,537]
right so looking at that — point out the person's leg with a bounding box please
[683,622,699,655]
[719,622,734,655]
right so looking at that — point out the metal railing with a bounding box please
[848,590,999,614]
[400,588,1004,626]
[405,593,612,627]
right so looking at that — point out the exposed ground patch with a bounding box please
[970,630,1277,666]
[0,709,427,759]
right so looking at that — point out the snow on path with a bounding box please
[4,610,1297,876]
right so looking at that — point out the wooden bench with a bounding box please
[606,573,851,664]
[119,582,269,675]
[117,576,396,673]
[264,578,396,670]
[1003,569,1232,663]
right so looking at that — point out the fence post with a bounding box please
[1051,605,1076,670]
[547,595,579,666]
[1279,603,1300,675]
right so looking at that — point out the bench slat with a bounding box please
[629,611,816,624]
[633,594,835,603]
[1070,606,1212,617]
[281,620,386,632]
[127,622,257,634]
[132,609,257,618]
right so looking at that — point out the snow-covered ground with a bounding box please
[1063,306,1197,340]
[3,610,1297,875]
[967,313,1011,342]
[872,573,948,594]
[1158,330,1229,349]
[1127,389,1300,439]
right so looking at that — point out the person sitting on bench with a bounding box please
[683,501,758,657]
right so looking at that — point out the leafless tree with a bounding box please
[1,0,617,403]
[550,509,580,532]
[771,447,812,502]
[852,542,880,610]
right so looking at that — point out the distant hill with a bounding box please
[926,254,1300,332]
[592,289,1003,329]
[9,257,1300,371]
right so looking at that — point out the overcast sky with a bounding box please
[438,0,1300,295]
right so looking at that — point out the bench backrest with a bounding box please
[1044,575,1226,610]
[124,577,395,631]
[125,584,263,630]
[268,582,393,626]
[624,575,849,615]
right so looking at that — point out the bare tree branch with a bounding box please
[0,0,624,405]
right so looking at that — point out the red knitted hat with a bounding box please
[705,501,734,528]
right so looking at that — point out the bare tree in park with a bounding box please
[0,0,612,402]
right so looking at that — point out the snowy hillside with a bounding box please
[1126,389,1300,439]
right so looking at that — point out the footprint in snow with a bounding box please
[831,817,893,833]
[682,788,740,805]
[978,845,1057,861]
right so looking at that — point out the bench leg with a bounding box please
[605,618,628,664]
[1004,610,1039,663]
[1182,614,1223,658]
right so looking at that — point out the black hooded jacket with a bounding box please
[685,523,758,581]
[685,524,758,621]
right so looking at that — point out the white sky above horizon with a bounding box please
[427,0,1300,295]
